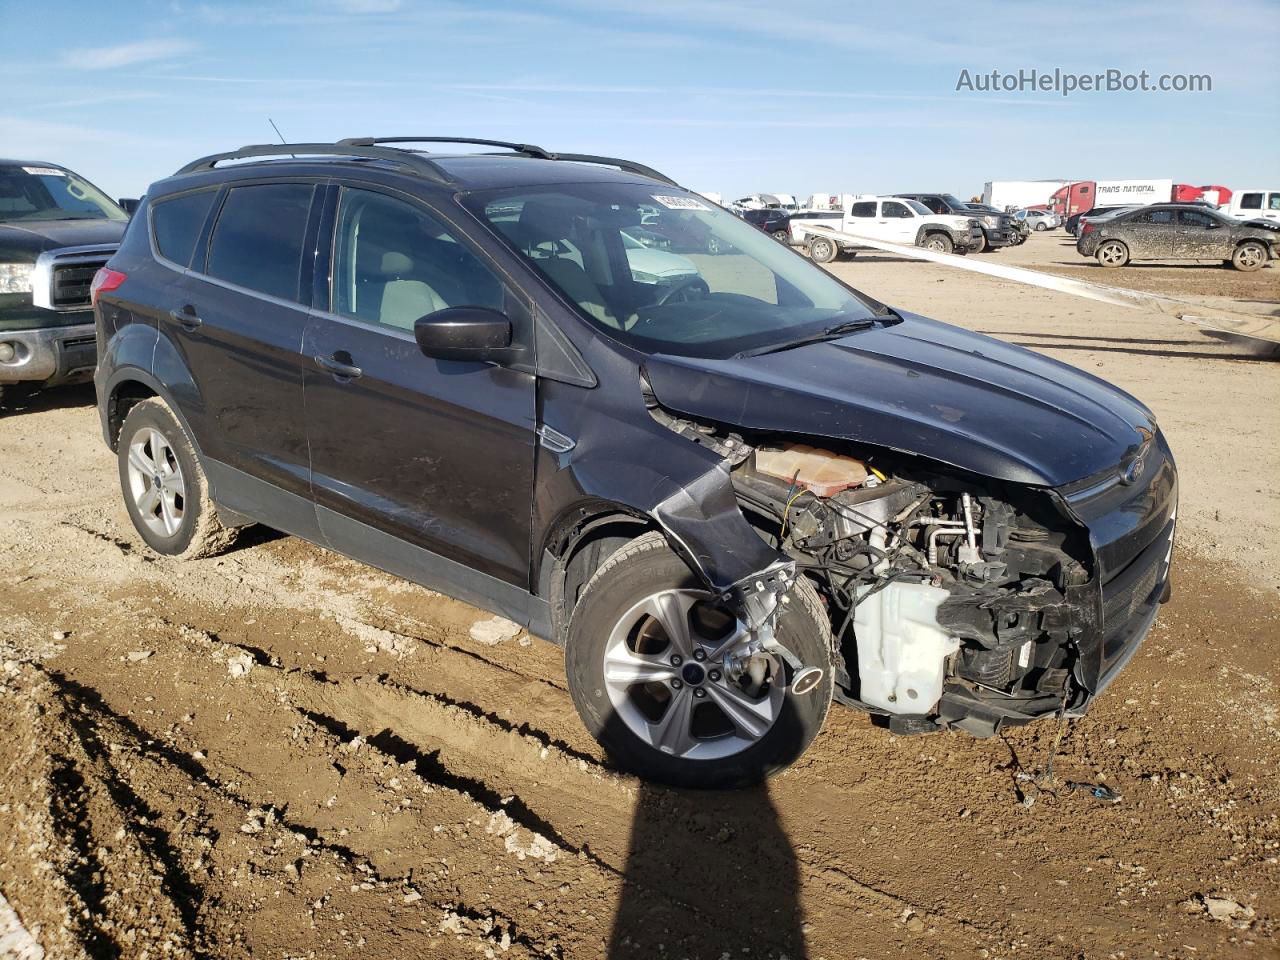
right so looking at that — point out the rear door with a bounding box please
[303,183,538,590]
[1119,208,1175,258]
[159,179,322,522]
[844,200,880,240]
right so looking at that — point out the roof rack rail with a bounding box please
[549,152,679,187]
[175,142,454,184]
[338,136,555,160]
[339,137,679,186]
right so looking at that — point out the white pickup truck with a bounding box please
[789,196,984,263]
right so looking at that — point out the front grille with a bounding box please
[51,261,108,308]
[1099,518,1172,670]
[32,244,119,312]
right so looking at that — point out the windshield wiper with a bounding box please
[734,317,881,358]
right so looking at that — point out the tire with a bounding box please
[1096,240,1129,268]
[1232,241,1267,272]
[922,233,953,255]
[772,229,790,244]
[1034,222,1047,231]
[807,236,838,264]
[565,532,834,788]
[117,397,239,559]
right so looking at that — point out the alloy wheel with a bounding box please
[602,588,785,760]
[126,427,187,537]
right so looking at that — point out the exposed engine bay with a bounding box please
[648,402,1100,736]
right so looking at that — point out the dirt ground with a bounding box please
[1,237,1278,960]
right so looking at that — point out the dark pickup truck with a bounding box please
[894,193,1017,252]
[0,160,128,406]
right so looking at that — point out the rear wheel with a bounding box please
[1232,241,1267,272]
[1034,221,1047,231]
[807,236,838,263]
[923,233,953,254]
[565,533,833,788]
[772,229,790,243]
[1096,240,1129,267]
[118,398,239,559]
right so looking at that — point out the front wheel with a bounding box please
[923,233,954,254]
[1232,241,1267,272]
[118,397,239,558]
[565,533,833,788]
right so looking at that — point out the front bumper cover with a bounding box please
[0,320,98,386]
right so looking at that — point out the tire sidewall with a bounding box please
[1233,241,1265,272]
[566,540,833,788]
[118,400,207,556]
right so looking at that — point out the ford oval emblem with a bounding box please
[1120,454,1146,485]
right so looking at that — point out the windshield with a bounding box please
[0,165,126,222]
[462,183,873,358]
[906,199,932,216]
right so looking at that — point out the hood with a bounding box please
[642,313,1155,487]
[0,219,128,262]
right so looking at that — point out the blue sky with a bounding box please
[2,0,1277,200]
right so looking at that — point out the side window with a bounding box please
[922,198,944,214]
[881,201,910,218]
[1239,192,1262,210]
[332,188,503,332]
[849,202,876,218]
[1178,210,1213,227]
[1133,210,1174,225]
[1269,193,1280,211]
[206,183,314,302]
[151,190,217,268]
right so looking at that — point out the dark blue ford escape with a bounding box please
[93,138,1176,787]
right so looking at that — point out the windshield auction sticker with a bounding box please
[652,195,709,211]
[22,166,65,176]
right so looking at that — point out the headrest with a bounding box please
[517,199,581,242]
[381,251,413,275]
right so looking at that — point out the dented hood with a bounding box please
[643,313,1155,487]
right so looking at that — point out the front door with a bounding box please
[877,200,918,243]
[1174,209,1233,260]
[303,184,538,593]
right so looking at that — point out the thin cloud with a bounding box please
[62,39,197,70]
[327,0,404,11]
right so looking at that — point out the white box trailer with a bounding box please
[983,180,1072,212]
[1093,178,1174,206]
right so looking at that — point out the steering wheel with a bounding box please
[655,275,710,306]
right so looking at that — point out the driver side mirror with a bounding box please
[1206,220,1221,229]
[118,197,140,216]
[414,306,513,362]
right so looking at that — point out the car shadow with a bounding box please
[0,381,96,415]
[608,779,808,960]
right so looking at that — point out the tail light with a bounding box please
[1081,222,1095,236]
[90,267,127,305]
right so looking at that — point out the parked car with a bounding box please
[894,193,1017,251]
[740,207,793,243]
[1077,204,1278,270]
[967,203,1026,245]
[0,159,129,407]
[791,196,982,261]
[1065,205,1131,237]
[620,229,698,283]
[1224,188,1280,224]
[96,137,1177,787]
[1014,209,1058,231]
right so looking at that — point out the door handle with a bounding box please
[314,354,363,380]
[168,307,202,331]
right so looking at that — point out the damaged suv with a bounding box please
[94,138,1177,787]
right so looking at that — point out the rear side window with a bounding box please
[151,190,217,268]
[1239,192,1262,210]
[850,202,876,218]
[206,183,315,302]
